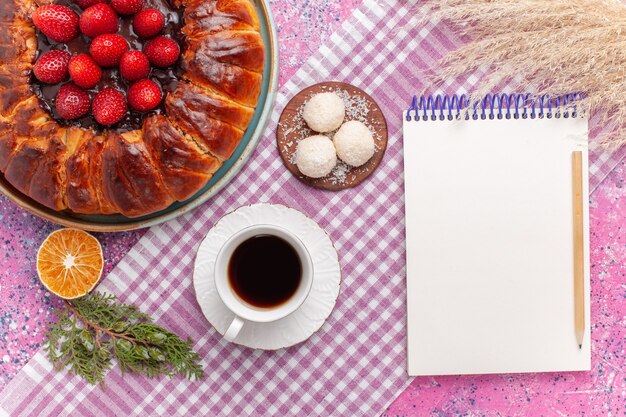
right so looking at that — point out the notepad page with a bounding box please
[403,115,591,376]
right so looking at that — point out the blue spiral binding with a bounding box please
[406,93,584,122]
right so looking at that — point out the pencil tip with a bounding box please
[579,344,582,350]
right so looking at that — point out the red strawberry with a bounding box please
[111,0,143,16]
[119,51,150,82]
[79,4,118,38]
[144,37,179,68]
[74,0,107,10]
[32,5,79,43]
[33,50,71,84]
[92,88,127,125]
[68,54,102,89]
[55,83,90,120]
[127,79,161,111]
[132,8,165,39]
[90,34,129,67]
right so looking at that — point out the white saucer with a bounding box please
[193,203,341,350]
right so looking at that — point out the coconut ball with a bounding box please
[302,92,345,133]
[295,135,337,178]
[333,120,376,167]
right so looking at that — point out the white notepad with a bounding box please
[403,97,591,376]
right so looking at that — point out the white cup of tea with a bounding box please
[214,224,314,341]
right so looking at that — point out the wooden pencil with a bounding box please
[572,151,585,349]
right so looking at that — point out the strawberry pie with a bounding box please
[0,0,265,217]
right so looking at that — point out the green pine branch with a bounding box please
[44,292,204,386]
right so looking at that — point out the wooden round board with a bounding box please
[276,82,388,191]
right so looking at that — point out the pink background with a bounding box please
[0,1,624,415]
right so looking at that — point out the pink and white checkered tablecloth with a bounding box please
[1,1,624,415]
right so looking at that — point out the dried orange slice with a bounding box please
[36,228,104,299]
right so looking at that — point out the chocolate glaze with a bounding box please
[31,0,186,133]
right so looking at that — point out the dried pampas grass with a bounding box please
[415,0,626,147]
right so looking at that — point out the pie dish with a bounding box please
[0,0,265,218]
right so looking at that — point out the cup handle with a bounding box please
[224,316,245,341]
